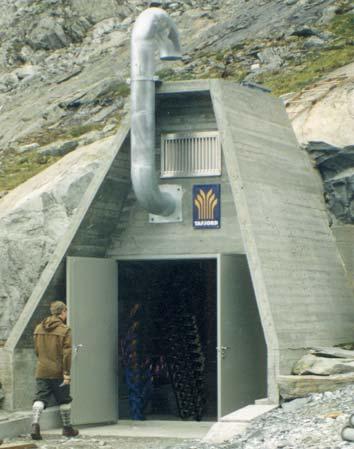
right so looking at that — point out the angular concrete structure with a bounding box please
[2,80,354,423]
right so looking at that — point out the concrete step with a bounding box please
[44,419,213,439]
[0,407,61,440]
[1,402,278,442]
[220,404,278,423]
[204,403,278,444]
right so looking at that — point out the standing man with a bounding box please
[31,301,79,440]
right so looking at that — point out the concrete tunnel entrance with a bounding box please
[67,254,267,425]
[118,259,217,421]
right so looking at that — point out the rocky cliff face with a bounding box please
[286,63,354,225]
[0,0,352,340]
[0,0,352,171]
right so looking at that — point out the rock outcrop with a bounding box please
[293,354,354,376]
[0,137,113,341]
[305,141,354,225]
[286,63,354,148]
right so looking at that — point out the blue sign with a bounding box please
[193,184,221,229]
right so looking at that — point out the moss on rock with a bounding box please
[0,150,61,191]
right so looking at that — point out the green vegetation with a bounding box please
[112,82,130,98]
[15,122,105,147]
[0,150,61,191]
[2,112,123,192]
[255,46,354,95]
[156,67,182,80]
[157,56,247,83]
[157,10,354,96]
[255,12,354,95]
[1,121,114,191]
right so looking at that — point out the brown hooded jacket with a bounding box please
[34,315,72,379]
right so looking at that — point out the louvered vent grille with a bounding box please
[160,131,221,178]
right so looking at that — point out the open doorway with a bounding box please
[118,259,217,421]
[67,255,266,426]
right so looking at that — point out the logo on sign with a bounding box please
[193,184,220,229]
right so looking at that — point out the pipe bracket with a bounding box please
[130,76,160,82]
[149,185,183,223]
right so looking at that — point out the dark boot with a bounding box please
[62,426,79,437]
[31,423,42,440]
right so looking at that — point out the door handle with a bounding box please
[73,344,84,355]
[217,346,230,359]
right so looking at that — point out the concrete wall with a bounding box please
[108,91,244,258]
[210,80,354,400]
[0,348,13,410]
[12,349,37,411]
[0,348,33,412]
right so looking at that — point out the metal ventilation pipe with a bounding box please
[131,7,182,216]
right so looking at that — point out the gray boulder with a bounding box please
[303,36,326,48]
[286,63,354,148]
[304,142,354,224]
[292,354,354,376]
[0,73,19,93]
[38,140,79,157]
[27,17,69,50]
[70,0,131,23]
[16,143,40,154]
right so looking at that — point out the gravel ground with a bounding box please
[3,384,354,449]
[176,385,354,449]
[1,436,183,449]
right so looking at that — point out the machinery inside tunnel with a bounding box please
[118,259,217,421]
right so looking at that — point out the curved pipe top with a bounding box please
[131,7,181,216]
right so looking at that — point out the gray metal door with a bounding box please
[67,256,118,425]
[217,254,266,419]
